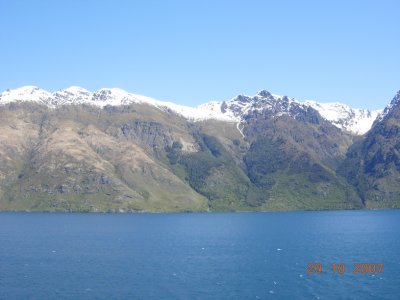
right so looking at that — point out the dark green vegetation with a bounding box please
[240,107,362,210]
[339,91,400,209]
[0,91,399,212]
[169,133,265,210]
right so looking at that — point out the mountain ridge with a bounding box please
[0,86,381,135]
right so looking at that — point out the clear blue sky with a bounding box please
[0,0,399,109]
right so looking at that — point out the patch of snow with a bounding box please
[305,101,381,135]
[236,122,245,138]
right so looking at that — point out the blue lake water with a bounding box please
[0,210,399,299]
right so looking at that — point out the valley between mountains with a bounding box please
[0,86,399,212]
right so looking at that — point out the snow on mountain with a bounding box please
[305,101,381,135]
[51,86,92,106]
[0,86,235,122]
[197,90,310,122]
[0,86,51,106]
[199,90,381,134]
[0,86,381,134]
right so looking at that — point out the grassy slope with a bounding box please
[0,103,207,212]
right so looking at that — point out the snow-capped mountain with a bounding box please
[0,86,381,135]
[198,90,381,135]
[0,86,233,122]
[0,86,52,106]
[198,90,309,120]
[304,101,381,135]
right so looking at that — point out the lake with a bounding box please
[0,210,399,299]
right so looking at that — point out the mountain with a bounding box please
[339,91,400,208]
[238,92,364,210]
[197,90,381,135]
[0,86,395,212]
[0,86,380,134]
[304,101,381,135]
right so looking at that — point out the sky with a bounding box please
[0,0,399,109]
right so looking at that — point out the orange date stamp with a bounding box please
[307,262,384,274]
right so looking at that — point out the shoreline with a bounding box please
[0,207,398,214]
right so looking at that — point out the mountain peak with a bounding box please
[256,90,272,98]
[232,94,251,103]
[51,86,92,106]
[390,90,400,106]
[0,86,51,105]
[92,88,129,102]
[6,85,46,95]
[375,90,400,124]
[63,86,92,94]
